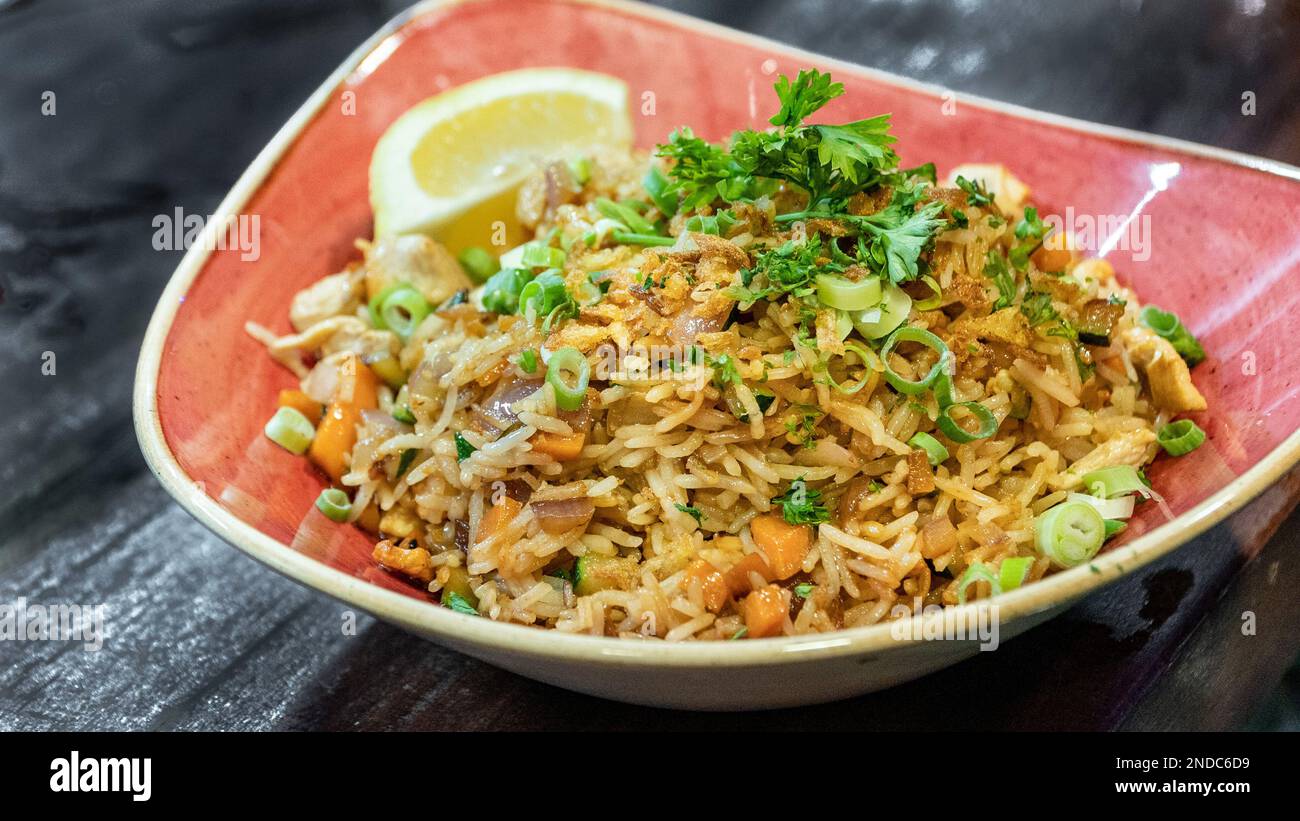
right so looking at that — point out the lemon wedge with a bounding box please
[370,68,633,254]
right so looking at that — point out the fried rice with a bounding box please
[248,70,1208,641]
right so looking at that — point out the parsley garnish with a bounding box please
[658,69,900,213]
[444,591,478,615]
[453,432,476,461]
[984,249,1016,311]
[675,503,704,524]
[955,175,994,207]
[771,477,829,525]
[707,353,743,389]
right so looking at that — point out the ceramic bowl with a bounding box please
[134,0,1300,709]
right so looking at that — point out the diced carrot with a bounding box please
[476,496,523,545]
[1032,232,1074,273]
[724,552,773,597]
[742,584,787,638]
[529,430,586,460]
[278,389,323,424]
[308,354,380,483]
[749,513,812,580]
[682,559,728,612]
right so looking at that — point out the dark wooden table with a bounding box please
[2,0,1298,731]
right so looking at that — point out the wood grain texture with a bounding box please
[2,0,1298,731]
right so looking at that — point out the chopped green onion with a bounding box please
[595,197,657,235]
[850,283,911,339]
[315,488,352,522]
[454,432,476,462]
[518,348,538,374]
[1103,519,1128,539]
[518,270,570,319]
[380,286,431,341]
[457,246,499,284]
[913,275,943,311]
[793,582,815,598]
[816,273,882,311]
[822,341,879,395]
[1034,499,1106,569]
[1079,465,1147,499]
[546,346,590,411]
[642,165,678,217]
[908,431,949,466]
[391,385,416,424]
[612,230,676,247]
[264,406,315,455]
[520,243,566,270]
[998,556,1033,591]
[480,268,530,314]
[1157,419,1205,456]
[956,561,1000,604]
[367,282,406,329]
[880,326,951,395]
[1139,305,1205,365]
[936,400,998,442]
[395,448,417,477]
[444,591,479,616]
[566,155,591,186]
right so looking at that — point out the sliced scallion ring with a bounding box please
[880,326,950,395]
[546,346,590,411]
[518,269,569,319]
[1157,419,1205,456]
[315,488,352,523]
[1103,519,1128,539]
[956,561,1000,604]
[935,401,997,442]
[908,431,949,466]
[851,283,911,339]
[998,556,1033,591]
[1034,499,1106,569]
[264,406,315,455]
[823,341,880,395]
[520,243,566,269]
[914,274,943,311]
[1078,465,1147,499]
[379,286,431,341]
[815,273,882,312]
[1066,491,1135,520]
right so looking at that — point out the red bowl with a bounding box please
[134,0,1300,709]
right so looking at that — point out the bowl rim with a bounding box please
[133,0,1300,668]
